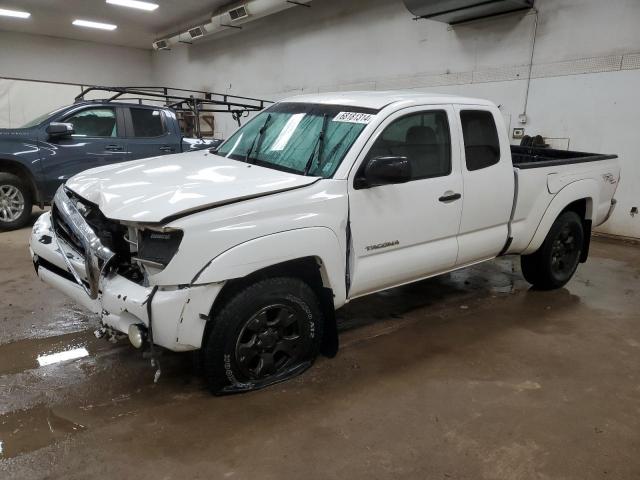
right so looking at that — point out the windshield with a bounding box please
[216,102,376,177]
[20,106,69,128]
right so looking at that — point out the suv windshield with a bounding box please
[20,106,69,128]
[216,102,376,177]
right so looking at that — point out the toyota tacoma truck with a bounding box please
[29,91,620,394]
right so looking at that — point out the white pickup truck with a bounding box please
[30,91,620,393]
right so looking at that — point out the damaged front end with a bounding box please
[51,186,118,299]
[51,185,178,292]
[30,186,222,364]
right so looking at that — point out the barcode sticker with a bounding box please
[333,112,374,124]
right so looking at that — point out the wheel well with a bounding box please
[0,159,41,205]
[561,198,587,219]
[208,257,339,357]
[561,198,592,263]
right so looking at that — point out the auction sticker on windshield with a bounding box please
[333,112,375,124]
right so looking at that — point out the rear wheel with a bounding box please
[521,211,584,290]
[202,277,323,394]
[0,173,32,231]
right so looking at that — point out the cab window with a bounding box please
[130,108,166,137]
[366,110,451,180]
[460,110,500,171]
[66,108,117,137]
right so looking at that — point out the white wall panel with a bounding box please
[0,79,82,128]
[0,31,152,87]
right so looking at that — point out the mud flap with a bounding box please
[319,287,339,358]
[580,219,592,263]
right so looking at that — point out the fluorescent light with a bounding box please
[0,8,31,18]
[106,0,158,11]
[73,19,118,30]
[37,347,89,366]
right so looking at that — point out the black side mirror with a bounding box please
[46,122,74,138]
[355,156,412,189]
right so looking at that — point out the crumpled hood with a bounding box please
[66,150,319,223]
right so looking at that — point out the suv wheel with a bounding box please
[0,173,32,231]
[202,277,324,394]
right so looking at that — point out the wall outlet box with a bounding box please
[512,128,525,139]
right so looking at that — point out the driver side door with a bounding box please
[40,106,127,199]
[347,105,463,298]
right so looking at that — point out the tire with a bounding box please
[202,277,324,394]
[521,211,584,290]
[0,173,32,231]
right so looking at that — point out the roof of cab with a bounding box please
[72,100,169,110]
[282,90,495,110]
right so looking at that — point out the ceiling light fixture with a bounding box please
[0,8,31,18]
[73,19,118,30]
[106,0,159,11]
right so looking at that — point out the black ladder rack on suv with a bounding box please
[75,85,274,136]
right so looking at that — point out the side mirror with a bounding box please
[46,122,74,138]
[355,156,412,189]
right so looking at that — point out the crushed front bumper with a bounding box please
[30,196,221,352]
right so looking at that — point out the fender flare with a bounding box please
[192,227,347,307]
[0,158,41,205]
[522,179,597,255]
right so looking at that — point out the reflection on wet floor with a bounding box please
[37,347,89,367]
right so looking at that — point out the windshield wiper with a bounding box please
[244,113,272,164]
[303,114,330,176]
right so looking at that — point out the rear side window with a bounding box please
[130,108,166,137]
[366,110,451,180]
[460,110,500,171]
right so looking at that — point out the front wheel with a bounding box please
[521,211,584,290]
[202,277,324,394]
[0,173,32,231]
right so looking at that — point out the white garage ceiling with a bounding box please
[0,0,233,49]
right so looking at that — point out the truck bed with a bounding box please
[511,145,617,169]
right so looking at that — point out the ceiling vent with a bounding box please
[187,25,206,39]
[153,39,170,50]
[403,0,534,24]
[227,5,249,22]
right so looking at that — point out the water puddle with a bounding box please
[0,331,100,376]
[0,405,87,459]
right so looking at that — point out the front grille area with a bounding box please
[51,203,85,254]
[63,189,129,256]
[52,187,146,289]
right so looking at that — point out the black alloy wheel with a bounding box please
[202,277,323,394]
[235,303,305,380]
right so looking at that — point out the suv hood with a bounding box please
[0,127,36,138]
[66,150,319,223]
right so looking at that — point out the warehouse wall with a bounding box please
[152,0,640,238]
[0,31,152,128]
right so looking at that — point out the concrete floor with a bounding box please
[1,211,639,479]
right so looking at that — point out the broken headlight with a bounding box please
[133,229,183,269]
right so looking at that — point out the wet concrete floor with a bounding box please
[1,211,639,479]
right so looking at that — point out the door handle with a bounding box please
[159,145,175,153]
[105,144,123,152]
[439,192,462,203]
